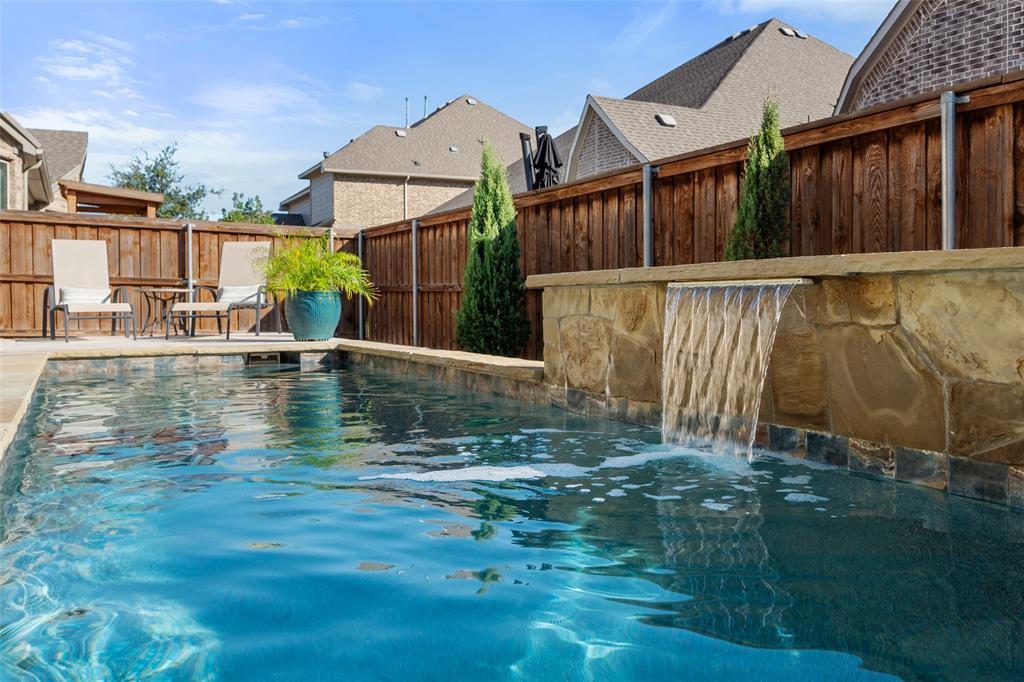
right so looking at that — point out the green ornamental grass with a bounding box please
[262,232,375,301]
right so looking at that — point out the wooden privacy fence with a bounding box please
[359,75,1024,359]
[0,211,357,337]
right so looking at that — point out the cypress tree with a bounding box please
[455,142,530,356]
[725,96,790,261]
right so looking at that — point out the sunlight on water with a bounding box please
[1,367,1023,681]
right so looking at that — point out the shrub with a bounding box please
[725,96,790,261]
[455,142,530,356]
[262,231,375,300]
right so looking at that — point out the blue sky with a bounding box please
[0,0,894,216]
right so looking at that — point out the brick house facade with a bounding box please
[281,95,532,234]
[836,0,1024,113]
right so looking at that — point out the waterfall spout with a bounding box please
[661,279,808,461]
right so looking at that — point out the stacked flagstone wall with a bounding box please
[530,248,1024,508]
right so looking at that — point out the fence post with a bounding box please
[185,222,194,296]
[357,229,365,340]
[642,164,655,266]
[940,90,969,250]
[411,219,419,346]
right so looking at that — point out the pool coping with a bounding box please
[0,339,544,461]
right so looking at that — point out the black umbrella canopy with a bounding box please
[532,128,562,190]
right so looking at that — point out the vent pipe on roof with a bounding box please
[423,96,427,120]
[405,97,409,128]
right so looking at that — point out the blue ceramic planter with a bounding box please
[284,291,342,341]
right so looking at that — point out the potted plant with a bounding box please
[263,232,375,341]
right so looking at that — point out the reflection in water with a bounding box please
[1,366,1023,681]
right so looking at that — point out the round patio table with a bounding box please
[139,287,190,336]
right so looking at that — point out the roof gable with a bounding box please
[28,128,88,186]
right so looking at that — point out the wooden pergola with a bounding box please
[59,180,164,218]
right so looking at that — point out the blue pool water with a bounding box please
[1,366,1023,681]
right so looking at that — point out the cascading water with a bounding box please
[661,280,803,461]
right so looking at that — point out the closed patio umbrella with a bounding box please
[532,126,562,189]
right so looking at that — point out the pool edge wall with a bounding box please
[527,247,1024,509]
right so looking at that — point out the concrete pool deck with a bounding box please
[0,334,544,459]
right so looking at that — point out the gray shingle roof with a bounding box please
[578,18,854,170]
[625,23,764,108]
[28,128,88,190]
[312,95,532,180]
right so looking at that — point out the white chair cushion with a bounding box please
[60,287,110,305]
[219,285,260,304]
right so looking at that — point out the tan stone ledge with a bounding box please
[526,246,1024,289]
[337,340,544,382]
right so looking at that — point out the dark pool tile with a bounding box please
[754,423,770,448]
[849,439,895,478]
[1010,467,1024,511]
[807,432,849,467]
[948,457,1008,504]
[769,425,806,458]
[895,447,948,490]
[565,388,587,412]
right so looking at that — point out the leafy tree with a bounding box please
[108,143,221,220]
[455,142,530,356]
[221,192,275,224]
[725,96,790,260]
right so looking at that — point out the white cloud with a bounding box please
[714,0,894,23]
[276,16,330,30]
[236,13,265,22]
[611,0,680,53]
[191,82,332,125]
[38,35,141,98]
[344,81,384,102]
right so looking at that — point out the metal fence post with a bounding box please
[940,90,969,250]
[357,229,365,340]
[411,219,419,346]
[642,164,655,266]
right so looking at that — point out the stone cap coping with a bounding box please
[337,340,544,382]
[525,246,1024,288]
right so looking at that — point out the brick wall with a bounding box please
[853,0,1024,110]
[332,174,471,230]
[0,137,26,211]
[574,114,639,180]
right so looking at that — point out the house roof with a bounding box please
[28,128,88,189]
[279,186,310,209]
[300,95,533,181]
[624,23,765,108]
[834,1,917,114]
[567,18,854,177]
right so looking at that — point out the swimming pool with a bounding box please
[2,365,1022,680]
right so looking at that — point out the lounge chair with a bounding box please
[166,241,280,340]
[44,240,137,343]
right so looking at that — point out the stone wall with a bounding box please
[537,254,1024,507]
